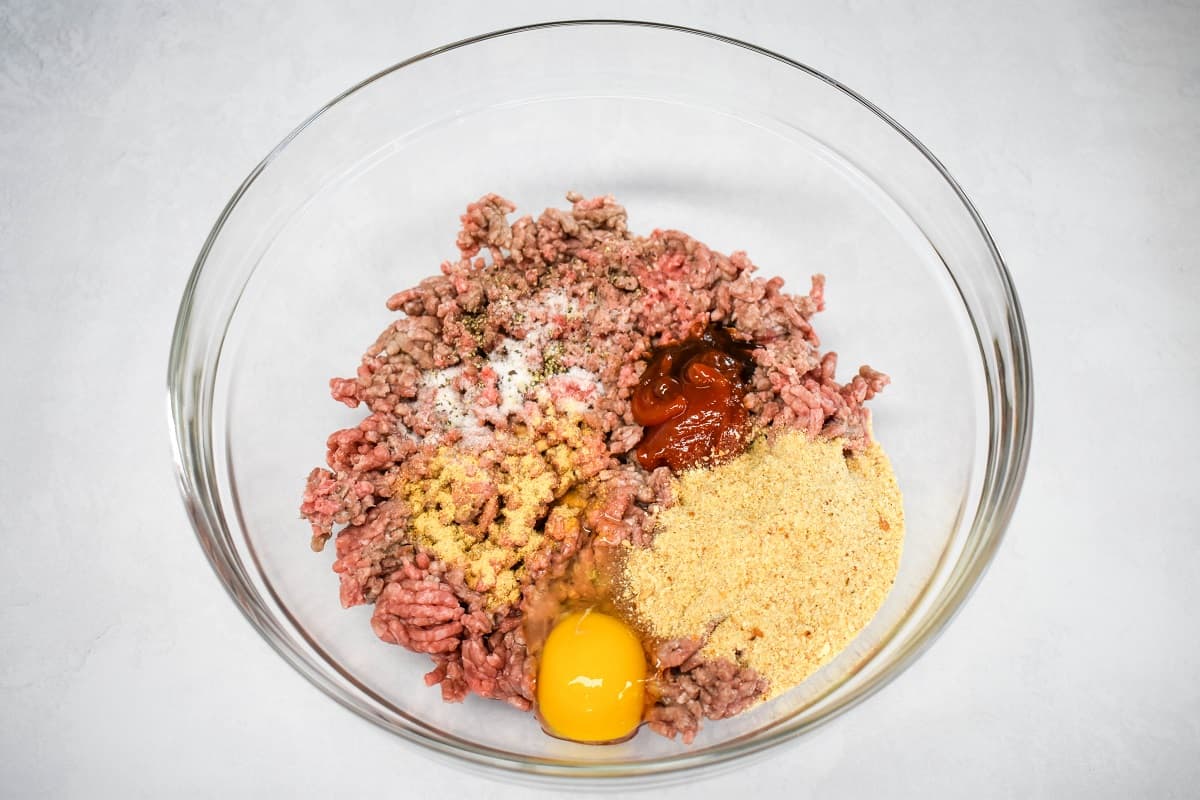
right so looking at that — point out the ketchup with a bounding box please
[631,324,756,472]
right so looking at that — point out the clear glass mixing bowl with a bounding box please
[168,20,1032,784]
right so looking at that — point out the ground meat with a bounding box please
[582,464,667,548]
[644,638,769,744]
[299,192,887,742]
[371,549,535,710]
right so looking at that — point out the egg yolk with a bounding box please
[536,609,646,743]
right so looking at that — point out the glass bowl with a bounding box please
[168,20,1032,784]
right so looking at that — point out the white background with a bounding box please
[2,1,1198,797]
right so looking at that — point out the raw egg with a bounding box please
[536,609,646,743]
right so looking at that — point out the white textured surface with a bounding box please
[2,1,1198,797]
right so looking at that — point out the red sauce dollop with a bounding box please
[631,324,756,472]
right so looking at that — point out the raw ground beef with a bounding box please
[646,638,768,744]
[299,192,887,741]
[370,549,534,709]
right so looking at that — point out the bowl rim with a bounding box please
[167,18,1033,781]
